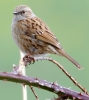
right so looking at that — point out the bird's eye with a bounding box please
[21,11,25,14]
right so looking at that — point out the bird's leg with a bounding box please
[13,55,35,74]
[17,59,26,74]
[23,55,35,65]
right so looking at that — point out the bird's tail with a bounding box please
[57,49,82,69]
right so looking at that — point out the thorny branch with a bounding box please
[0,72,89,100]
[24,56,89,95]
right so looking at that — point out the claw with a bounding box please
[23,55,35,66]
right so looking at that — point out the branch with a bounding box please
[24,56,88,94]
[29,85,39,100]
[0,72,89,100]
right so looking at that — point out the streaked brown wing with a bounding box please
[17,17,62,49]
[36,31,60,48]
[30,17,62,49]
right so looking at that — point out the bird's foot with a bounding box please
[23,55,35,66]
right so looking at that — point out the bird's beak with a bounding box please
[13,12,19,15]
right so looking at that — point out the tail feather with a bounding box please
[57,49,82,69]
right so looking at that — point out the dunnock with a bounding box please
[12,5,82,73]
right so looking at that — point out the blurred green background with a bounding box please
[0,0,89,99]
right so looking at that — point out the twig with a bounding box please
[22,67,27,100]
[0,72,89,100]
[20,51,28,100]
[29,85,39,100]
[24,56,89,95]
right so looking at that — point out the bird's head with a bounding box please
[13,5,35,21]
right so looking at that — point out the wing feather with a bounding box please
[32,17,62,49]
[17,17,62,49]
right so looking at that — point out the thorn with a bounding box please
[52,82,55,85]
[79,92,82,95]
[34,77,39,83]
[52,81,58,85]
[59,89,64,93]
[68,87,71,89]
[17,73,21,76]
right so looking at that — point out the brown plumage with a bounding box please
[12,5,82,70]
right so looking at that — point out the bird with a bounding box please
[11,5,82,73]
